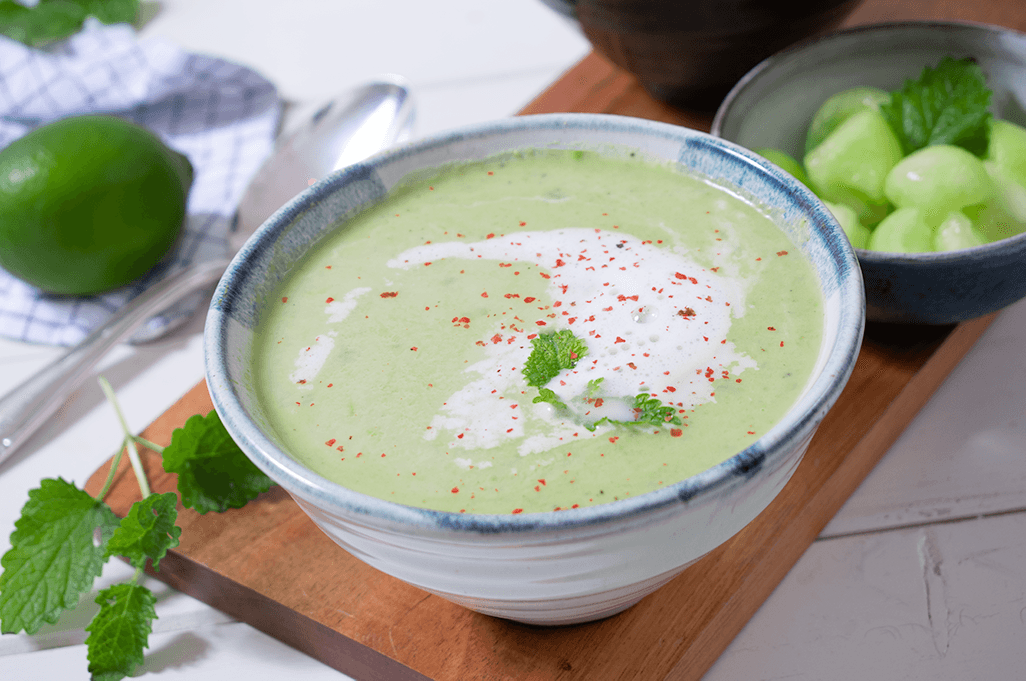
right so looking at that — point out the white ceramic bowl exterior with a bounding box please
[205,113,864,625]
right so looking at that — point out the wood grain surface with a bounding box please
[84,2,1024,679]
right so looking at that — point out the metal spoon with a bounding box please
[0,77,415,466]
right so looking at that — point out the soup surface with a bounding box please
[253,150,823,514]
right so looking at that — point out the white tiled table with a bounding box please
[2,2,1025,679]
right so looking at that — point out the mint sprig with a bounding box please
[880,56,993,157]
[0,377,274,680]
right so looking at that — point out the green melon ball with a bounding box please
[934,211,986,251]
[805,86,891,155]
[986,119,1026,188]
[884,144,994,221]
[804,109,902,224]
[868,206,934,253]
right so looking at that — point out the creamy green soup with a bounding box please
[253,150,823,515]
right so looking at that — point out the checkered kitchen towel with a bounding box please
[0,19,280,346]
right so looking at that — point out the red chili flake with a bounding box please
[609,436,619,443]
[665,386,676,393]
[481,291,488,298]
[670,428,683,438]
[780,341,785,347]
[486,233,496,239]
[519,221,527,226]
[487,171,494,176]
[627,362,637,370]
[736,378,742,383]
[524,297,536,303]
[457,433,464,439]
[380,291,398,298]
[410,347,418,351]
[297,379,306,384]
[614,336,626,344]
[539,272,551,279]
[767,326,776,331]
[424,261,432,266]
[337,446,344,452]
[777,250,788,256]
[756,257,762,261]
[381,453,386,458]
[538,479,546,486]
[325,439,336,446]
[554,259,566,268]
[460,316,470,323]
[281,296,288,303]
[451,487,459,493]
[325,297,334,303]
[535,320,547,326]
[534,485,541,492]
[327,383,333,387]
[512,508,523,514]
[747,431,756,435]
[505,293,519,299]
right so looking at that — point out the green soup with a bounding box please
[253,150,823,514]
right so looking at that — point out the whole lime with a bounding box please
[0,115,193,295]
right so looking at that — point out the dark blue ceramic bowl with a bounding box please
[712,21,1026,324]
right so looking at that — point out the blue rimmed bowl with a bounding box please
[204,113,864,625]
[712,21,1026,325]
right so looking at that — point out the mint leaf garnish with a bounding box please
[162,410,274,514]
[532,386,567,409]
[85,582,157,681]
[880,56,993,157]
[0,0,139,46]
[104,493,181,571]
[0,478,120,634]
[588,394,683,431]
[523,330,587,387]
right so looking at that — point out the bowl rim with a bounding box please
[204,112,865,535]
[711,19,1026,264]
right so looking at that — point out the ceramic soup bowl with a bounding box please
[204,113,864,625]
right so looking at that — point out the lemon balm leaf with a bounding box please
[104,493,181,571]
[0,478,120,635]
[162,411,274,515]
[85,582,157,681]
[523,330,588,388]
[880,56,993,156]
[0,0,138,46]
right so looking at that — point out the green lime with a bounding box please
[0,115,193,295]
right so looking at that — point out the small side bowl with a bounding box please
[712,21,1026,325]
[204,113,864,625]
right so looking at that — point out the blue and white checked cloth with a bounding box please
[0,19,281,346]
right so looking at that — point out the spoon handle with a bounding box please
[0,258,228,467]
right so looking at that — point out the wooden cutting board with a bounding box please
[84,2,1023,678]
